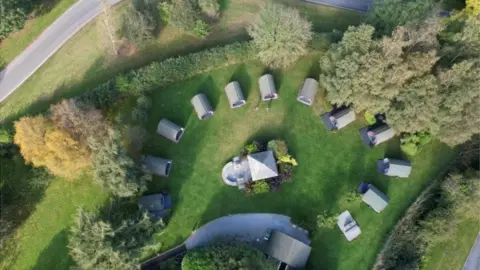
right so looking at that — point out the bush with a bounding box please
[0,0,32,39]
[165,0,201,32]
[401,142,419,156]
[251,181,270,194]
[267,140,288,159]
[119,5,155,47]
[192,20,211,38]
[89,130,151,197]
[343,190,362,204]
[198,0,220,18]
[400,132,433,156]
[244,142,259,154]
[364,111,377,125]
[247,3,312,68]
[317,211,337,229]
[136,95,152,109]
[278,162,294,182]
[182,242,274,270]
[279,155,298,166]
[0,128,12,143]
[323,99,334,112]
[76,80,119,108]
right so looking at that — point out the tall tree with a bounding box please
[320,24,438,114]
[366,0,439,36]
[441,15,480,63]
[69,208,163,270]
[88,129,151,197]
[247,3,312,68]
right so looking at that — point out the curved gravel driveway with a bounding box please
[185,213,310,250]
[0,0,124,102]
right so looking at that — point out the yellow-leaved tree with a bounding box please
[466,0,480,16]
[14,115,91,179]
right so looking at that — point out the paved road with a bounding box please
[185,213,310,249]
[0,0,124,102]
[463,232,480,270]
[304,0,373,13]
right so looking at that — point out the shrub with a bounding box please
[192,20,211,38]
[0,128,12,143]
[89,129,151,197]
[401,142,419,156]
[198,0,220,18]
[76,80,119,108]
[278,162,294,182]
[247,3,312,68]
[279,155,298,166]
[251,181,269,194]
[400,132,433,156]
[364,111,377,125]
[119,5,155,47]
[182,242,274,270]
[166,0,201,32]
[267,140,288,159]
[244,142,259,154]
[343,190,362,204]
[0,0,32,39]
[317,211,337,229]
[136,95,152,109]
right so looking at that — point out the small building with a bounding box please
[359,124,395,148]
[265,230,312,269]
[337,210,361,242]
[247,151,279,181]
[259,74,278,101]
[138,193,173,221]
[144,155,172,177]
[225,81,246,108]
[377,158,412,178]
[191,93,214,120]
[157,118,184,143]
[297,78,318,106]
[360,183,389,213]
[321,107,356,131]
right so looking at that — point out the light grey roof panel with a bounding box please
[378,158,412,178]
[157,118,184,143]
[362,185,389,213]
[191,93,214,120]
[297,78,318,106]
[138,194,166,212]
[265,230,312,268]
[247,151,279,181]
[370,124,395,145]
[225,81,246,108]
[331,108,356,129]
[259,74,278,101]
[144,155,172,177]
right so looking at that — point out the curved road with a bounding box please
[0,0,124,102]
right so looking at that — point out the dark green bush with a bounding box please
[76,80,119,108]
[251,181,269,194]
[0,0,32,39]
[192,20,211,38]
[267,140,288,159]
[317,211,337,229]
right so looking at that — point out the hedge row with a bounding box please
[77,41,257,107]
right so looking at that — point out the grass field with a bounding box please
[0,0,77,65]
[0,0,362,124]
[140,58,455,269]
[423,219,480,270]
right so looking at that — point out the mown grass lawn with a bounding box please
[423,219,480,270]
[143,58,455,269]
[0,0,362,124]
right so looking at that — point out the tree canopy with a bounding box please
[69,208,164,270]
[319,15,480,146]
[182,242,275,270]
[247,3,312,68]
[0,0,32,39]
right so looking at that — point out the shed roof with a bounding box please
[297,78,318,106]
[247,151,278,181]
[377,158,412,178]
[265,230,312,268]
[191,93,214,120]
[362,185,389,213]
[157,119,184,143]
[144,155,172,177]
[331,108,356,129]
[370,124,395,145]
[138,193,172,221]
[225,81,246,108]
[259,74,278,101]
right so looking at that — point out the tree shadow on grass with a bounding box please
[32,229,73,270]
[31,0,62,17]
[198,76,221,110]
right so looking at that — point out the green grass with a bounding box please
[0,0,362,124]
[7,176,108,270]
[0,0,77,65]
[140,57,455,269]
[423,219,480,270]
